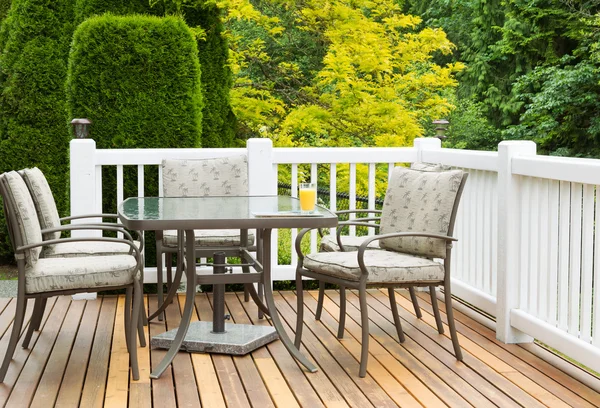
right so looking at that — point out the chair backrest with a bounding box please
[379,167,467,259]
[410,162,452,171]
[20,167,61,241]
[161,155,248,197]
[0,171,43,267]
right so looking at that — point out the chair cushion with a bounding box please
[25,254,138,294]
[379,167,464,258]
[304,250,444,283]
[320,235,381,252]
[162,155,248,197]
[410,162,452,172]
[42,240,141,258]
[21,167,61,241]
[162,229,255,248]
[3,171,43,267]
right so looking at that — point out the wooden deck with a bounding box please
[0,289,599,407]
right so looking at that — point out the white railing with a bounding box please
[69,137,600,373]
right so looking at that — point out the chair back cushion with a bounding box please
[379,167,464,258]
[2,171,43,266]
[162,155,248,197]
[410,162,452,171]
[21,168,61,240]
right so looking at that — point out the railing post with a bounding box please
[70,138,99,300]
[413,137,441,162]
[247,138,276,195]
[496,140,536,343]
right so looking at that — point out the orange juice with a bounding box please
[299,187,316,212]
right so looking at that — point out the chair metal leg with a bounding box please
[430,286,445,334]
[125,287,132,354]
[388,288,406,343]
[409,287,422,318]
[315,280,325,320]
[358,286,369,378]
[244,286,250,302]
[130,280,142,381]
[0,295,26,382]
[294,272,304,349]
[444,281,463,361]
[137,308,146,348]
[166,253,173,301]
[156,243,164,321]
[337,285,346,339]
[258,281,264,320]
[22,297,44,348]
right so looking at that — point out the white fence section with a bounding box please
[70,137,600,373]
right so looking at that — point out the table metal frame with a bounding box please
[118,196,337,379]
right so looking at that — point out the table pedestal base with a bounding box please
[151,321,278,355]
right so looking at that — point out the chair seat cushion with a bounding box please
[25,255,138,294]
[42,240,141,258]
[303,250,444,283]
[162,230,255,248]
[320,235,381,252]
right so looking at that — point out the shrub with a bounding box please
[0,0,74,261]
[0,0,10,21]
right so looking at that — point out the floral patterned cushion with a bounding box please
[42,240,141,258]
[3,171,43,267]
[410,162,452,171]
[162,230,255,248]
[379,167,464,259]
[162,155,248,197]
[319,235,381,252]
[304,250,444,283]
[25,254,138,294]
[21,167,61,241]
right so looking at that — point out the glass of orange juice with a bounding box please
[299,183,317,213]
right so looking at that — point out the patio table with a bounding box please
[118,195,338,379]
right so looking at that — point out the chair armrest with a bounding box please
[42,224,135,243]
[334,209,382,216]
[17,235,142,259]
[356,232,457,275]
[295,227,321,261]
[50,222,145,252]
[60,213,119,222]
[333,221,380,252]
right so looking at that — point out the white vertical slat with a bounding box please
[475,170,484,291]
[528,178,539,316]
[329,163,337,235]
[538,179,549,322]
[137,165,145,197]
[482,171,492,295]
[558,181,571,330]
[310,163,318,254]
[95,166,103,214]
[455,168,466,282]
[519,176,530,311]
[291,164,298,266]
[568,183,583,335]
[349,164,356,236]
[116,165,124,238]
[593,185,600,345]
[158,165,164,197]
[580,184,594,342]
[462,171,472,285]
[272,163,279,271]
[491,172,498,297]
[548,180,560,325]
[387,163,394,183]
[368,163,376,236]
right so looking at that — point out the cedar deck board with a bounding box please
[0,291,596,407]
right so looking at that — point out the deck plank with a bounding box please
[54,298,102,408]
[30,299,86,407]
[0,290,598,407]
[412,290,600,407]
[195,294,275,408]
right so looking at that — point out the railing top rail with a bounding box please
[94,147,247,165]
[272,147,417,164]
[422,148,499,172]
[513,155,600,184]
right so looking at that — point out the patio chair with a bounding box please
[295,167,467,377]
[315,163,453,326]
[19,167,146,344]
[0,171,144,382]
[155,155,257,319]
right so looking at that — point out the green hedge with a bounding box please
[66,14,202,150]
[0,0,74,261]
[0,0,10,21]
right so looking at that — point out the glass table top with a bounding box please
[118,195,337,230]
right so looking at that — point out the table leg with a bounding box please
[148,230,185,321]
[261,228,317,373]
[150,229,196,379]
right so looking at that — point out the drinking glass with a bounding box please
[299,183,317,213]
